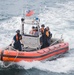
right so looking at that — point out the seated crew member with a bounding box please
[29,26,35,35]
[34,27,39,36]
[13,30,22,51]
[41,26,52,48]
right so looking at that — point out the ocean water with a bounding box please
[0,0,74,75]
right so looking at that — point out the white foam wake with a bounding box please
[17,57,74,73]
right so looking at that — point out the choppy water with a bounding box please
[0,0,74,75]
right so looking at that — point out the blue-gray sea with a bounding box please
[0,0,74,75]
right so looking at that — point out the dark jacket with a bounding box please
[41,29,52,48]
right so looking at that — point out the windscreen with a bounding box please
[24,24,38,35]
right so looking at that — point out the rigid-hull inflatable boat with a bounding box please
[0,17,69,62]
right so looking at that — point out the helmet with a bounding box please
[41,24,45,27]
[46,26,49,30]
[32,26,35,29]
[16,30,20,33]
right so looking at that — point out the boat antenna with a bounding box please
[21,18,24,35]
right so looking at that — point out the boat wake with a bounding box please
[17,57,74,73]
[0,56,74,73]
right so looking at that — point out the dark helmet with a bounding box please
[35,27,38,31]
[16,30,20,33]
[41,24,45,27]
[32,26,35,29]
[46,26,49,30]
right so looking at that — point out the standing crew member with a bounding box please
[40,24,45,48]
[13,30,22,51]
[41,27,52,48]
[40,24,45,34]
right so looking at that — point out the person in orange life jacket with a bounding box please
[41,27,52,48]
[13,30,22,51]
[29,26,35,35]
[40,24,45,47]
[40,24,45,34]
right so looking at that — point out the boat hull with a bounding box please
[0,42,69,62]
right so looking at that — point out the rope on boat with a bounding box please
[13,50,19,62]
[3,49,19,68]
[3,62,14,68]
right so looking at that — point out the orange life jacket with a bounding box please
[40,28,44,33]
[16,34,19,41]
[46,31,50,37]
[16,34,22,41]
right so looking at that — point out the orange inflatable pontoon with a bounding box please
[0,42,69,62]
